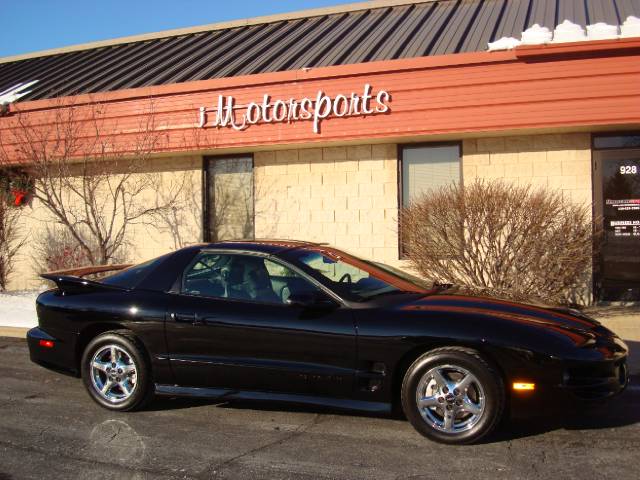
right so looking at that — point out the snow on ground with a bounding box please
[0,290,42,329]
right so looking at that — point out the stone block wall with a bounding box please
[254,144,400,266]
[462,133,592,207]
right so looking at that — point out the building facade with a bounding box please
[0,0,639,301]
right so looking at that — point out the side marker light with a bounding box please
[513,382,535,391]
[39,339,54,348]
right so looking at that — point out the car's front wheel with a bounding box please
[81,331,154,411]
[401,347,505,444]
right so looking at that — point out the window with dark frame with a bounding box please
[204,155,255,242]
[399,143,462,256]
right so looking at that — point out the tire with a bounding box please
[81,330,154,411]
[401,347,505,445]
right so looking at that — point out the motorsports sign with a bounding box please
[198,84,391,134]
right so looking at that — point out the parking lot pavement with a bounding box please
[1,337,638,480]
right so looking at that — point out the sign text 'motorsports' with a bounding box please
[198,84,390,134]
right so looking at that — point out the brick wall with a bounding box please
[462,133,592,207]
[254,144,400,266]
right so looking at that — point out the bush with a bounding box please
[32,226,95,273]
[400,180,594,305]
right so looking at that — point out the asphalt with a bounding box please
[1,337,639,480]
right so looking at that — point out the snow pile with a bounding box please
[521,24,553,45]
[586,22,619,40]
[487,36,521,51]
[0,290,41,329]
[488,16,640,51]
[552,20,586,43]
[621,16,640,38]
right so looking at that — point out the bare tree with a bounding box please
[0,98,176,265]
[0,194,26,290]
[400,180,595,305]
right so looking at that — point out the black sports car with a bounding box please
[27,240,629,444]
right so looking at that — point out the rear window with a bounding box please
[101,254,170,289]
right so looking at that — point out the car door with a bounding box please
[164,250,357,398]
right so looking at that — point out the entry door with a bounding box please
[164,251,357,398]
[594,137,640,301]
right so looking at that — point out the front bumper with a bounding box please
[27,327,78,375]
[561,356,629,400]
[509,355,629,418]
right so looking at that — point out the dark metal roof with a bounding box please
[1,0,637,101]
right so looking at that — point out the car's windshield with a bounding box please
[282,247,433,301]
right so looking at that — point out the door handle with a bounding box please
[170,313,204,326]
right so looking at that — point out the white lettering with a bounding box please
[199,84,391,134]
[348,92,361,115]
[246,102,261,124]
[333,94,349,117]
[273,99,287,122]
[376,90,390,113]
[313,91,332,134]
[261,94,272,122]
[198,106,207,128]
[361,84,374,114]
[214,95,234,127]
[287,99,299,122]
[299,98,313,120]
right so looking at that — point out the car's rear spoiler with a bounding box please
[40,264,133,293]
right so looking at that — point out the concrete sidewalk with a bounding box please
[0,326,29,338]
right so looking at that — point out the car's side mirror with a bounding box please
[285,292,337,310]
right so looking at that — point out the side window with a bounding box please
[263,258,322,303]
[182,252,320,304]
[182,252,227,298]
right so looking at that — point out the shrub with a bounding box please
[400,180,595,305]
[32,226,94,274]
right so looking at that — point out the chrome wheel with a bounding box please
[415,364,486,434]
[90,344,138,404]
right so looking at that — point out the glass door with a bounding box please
[206,155,254,242]
[593,135,640,301]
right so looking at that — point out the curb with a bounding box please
[0,327,28,338]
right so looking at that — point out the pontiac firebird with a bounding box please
[27,240,628,444]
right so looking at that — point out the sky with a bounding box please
[0,0,351,58]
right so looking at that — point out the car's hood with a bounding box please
[399,289,613,347]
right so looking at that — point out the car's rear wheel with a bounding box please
[401,347,505,444]
[81,331,154,411]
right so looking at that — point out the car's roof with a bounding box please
[193,239,327,255]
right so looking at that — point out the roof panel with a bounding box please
[527,0,558,29]
[460,0,508,53]
[493,0,530,39]
[557,0,588,25]
[334,8,393,64]
[1,0,636,101]
[586,0,622,24]
[616,0,640,20]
